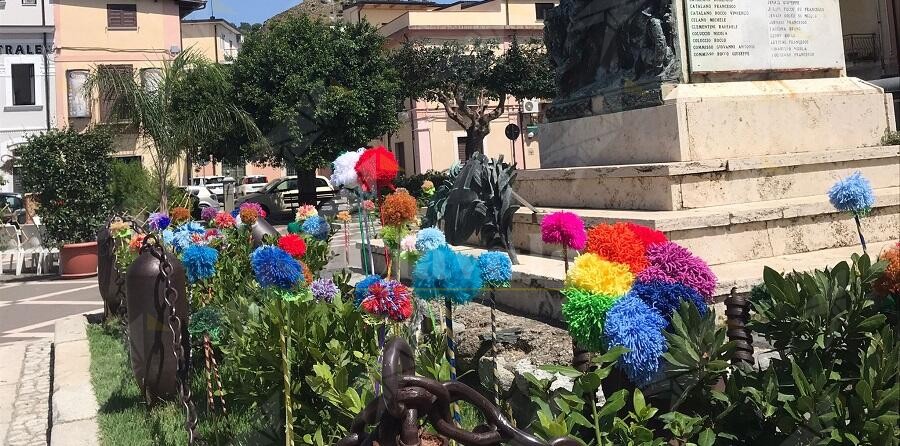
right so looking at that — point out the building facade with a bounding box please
[53,0,203,175]
[840,0,899,80]
[343,0,557,175]
[0,0,56,193]
[181,17,241,63]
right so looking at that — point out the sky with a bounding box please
[185,0,455,26]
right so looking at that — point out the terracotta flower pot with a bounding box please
[60,241,99,279]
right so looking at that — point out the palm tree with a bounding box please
[85,50,264,212]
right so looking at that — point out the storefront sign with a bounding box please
[0,43,53,55]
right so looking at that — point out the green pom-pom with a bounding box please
[561,288,619,352]
[189,307,224,344]
[287,221,302,234]
[381,225,406,250]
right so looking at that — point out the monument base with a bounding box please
[539,77,896,168]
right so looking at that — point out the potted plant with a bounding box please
[15,128,113,278]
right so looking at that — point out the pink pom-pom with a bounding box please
[638,242,717,301]
[541,211,587,250]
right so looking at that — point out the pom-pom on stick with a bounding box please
[828,171,876,253]
[541,211,587,273]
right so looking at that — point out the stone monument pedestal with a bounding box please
[540,77,896,167]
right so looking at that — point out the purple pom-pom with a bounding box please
[638,242,717,302]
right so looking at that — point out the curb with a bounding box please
[50,316,99,446]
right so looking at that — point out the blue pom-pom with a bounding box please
[415,228,446,252]
[182,245,218,283]
[302,216,330,241]
[478,251,512,288]
[162,229,175,245]
[250,246,301,290]
[604,295,668,385]
[182,221,206,235]
[171,231,194,253]
[828,171,875,214]
[413,245,483,304]
[629,280,707,323]
[354,274,382,307]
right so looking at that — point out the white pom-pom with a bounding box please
[331,148,364,190]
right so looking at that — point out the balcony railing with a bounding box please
[844,33,880,63]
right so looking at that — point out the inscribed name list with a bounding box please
[685,0,845,73]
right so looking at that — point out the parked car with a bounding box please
[235,175,336,218]
[190,176,225,197]
[184,186,220,210]
[0,192,25,224]
[238,175,268,196]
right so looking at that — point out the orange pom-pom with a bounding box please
[585,223,648,274]
[875,242,900,297]
[299,260,314,285]
[171,207,190,223]
[355,146,399,192]
[381,190,418,226]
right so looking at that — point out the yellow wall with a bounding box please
[54,0,182,176]
[182,22,218,61]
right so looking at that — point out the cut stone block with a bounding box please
[517,145,899,211]
[540,78,896,167]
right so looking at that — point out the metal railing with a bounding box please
[844,33,880,63]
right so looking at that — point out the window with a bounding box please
[314,178,328,188]
[11,64,36,106]
[107,4,137,29]
[457,137,467,163]
[67,70,91,118]
[395,142,406,172]
[98,64,133,123]
[535,3,555,20]
[22,0,38,6]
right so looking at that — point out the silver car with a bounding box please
[235,175,336,218]
[184,186,220,210]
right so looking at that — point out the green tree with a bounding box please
[85,50,262,211]
[237,22,261,35]
[15,128,113,245]
[392,38,555,158]
[231,15,402,204]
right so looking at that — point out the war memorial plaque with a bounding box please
[685,0,845,73]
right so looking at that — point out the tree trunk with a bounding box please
[464,126,490,161]
[297,167,317,207]
[158,176,168,213]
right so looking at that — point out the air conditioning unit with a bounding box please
[522,98,541,114]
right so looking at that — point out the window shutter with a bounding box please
[108,4,136,28]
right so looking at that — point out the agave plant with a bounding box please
[426,153,520,263]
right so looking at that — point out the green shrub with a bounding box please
[15,128,113,245]
[109,160,156,216]
[394,170,449,199]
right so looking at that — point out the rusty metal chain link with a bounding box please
[146,233,200,445]
[339,337,581,446]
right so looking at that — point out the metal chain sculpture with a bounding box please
[339,337,580,446]
[424,153,521,264]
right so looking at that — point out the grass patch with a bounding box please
[87,320,262,446]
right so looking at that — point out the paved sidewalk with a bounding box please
[0,339,51,446]
[0,278,102,345]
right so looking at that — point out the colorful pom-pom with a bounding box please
[413,245,483,304]
[629,280,707,323]
[278,234,307,258]
[148,212,170,231]
[416,228,446,252]
[586,223,649,274]
[171,207,191,224]
[541,211,587,250]
[565,253,635,297]
[354,275,382,307]
[875,242,900,297]
[302,216,330,241]
[200,206,218,221]
[239,207,258,226]
[287,221,302,234]
[213,212,235,229]
[625,223,668,249]
[250,246,302,290]
[240,202,267,219]
[331,148,364,190]
[561,288,619,352]
[182,245,218,283]
[604,295,668,385]
[361,279,414,322]
[311,278,339,303]
[355,146,399,192]
[828,171,876,214]
[381,190,419,227]
[478,251,513,288]
[639,242,717,301]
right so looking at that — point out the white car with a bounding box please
[190,176,225,198]
[185,186,220,210]
[238,175,269,196]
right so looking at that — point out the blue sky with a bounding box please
[186,0,454,25]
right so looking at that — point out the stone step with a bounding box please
[362,238,899,324]
[509,188,899,265]
[516,145,899,211]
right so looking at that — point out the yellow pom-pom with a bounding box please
[565,253,634,297]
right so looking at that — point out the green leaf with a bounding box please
[539,364,583,378]
[633,388,647,415]
[698,429,715,446]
